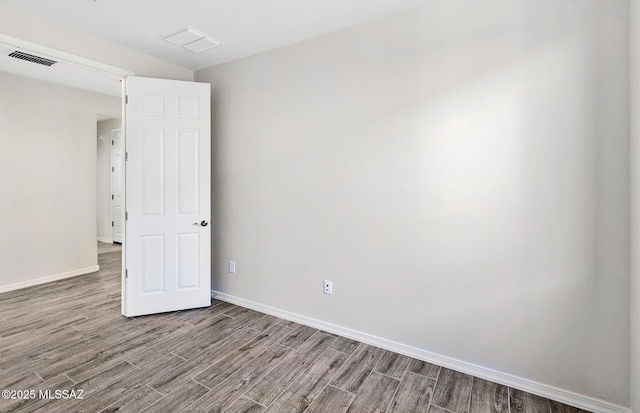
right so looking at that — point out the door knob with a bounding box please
[193,220,208,227]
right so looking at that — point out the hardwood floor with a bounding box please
[0,249,591,413]
[97,241,123,254]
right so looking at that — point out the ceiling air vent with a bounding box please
[162,27,223,53]
[8,51,57,66]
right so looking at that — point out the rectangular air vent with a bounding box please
[8,51,57,66]
[162,27,223,53]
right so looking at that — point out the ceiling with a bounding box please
[0,0,427,71]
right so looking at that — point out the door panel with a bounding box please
[177,233,199,290]
[123,76,211,317]
[177,129,199,215]
[141,235,165,294]
[141,127,165,216]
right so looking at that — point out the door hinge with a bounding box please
[125,211,128,221]
[125,95,129,104]
[111,221,114,227]
[111,140,114,145]
[125,152,129,161]
[111,194,114,200]
[111,166,114,172]
[125,269,128,279]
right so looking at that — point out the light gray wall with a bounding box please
[630,0,639,411]
[96,118,121,243]
[0,72,121,289]
[0,3,193,81]
[196,0,630,406]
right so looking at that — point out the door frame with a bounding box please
[119,78,128,316]
[110,128,124,243]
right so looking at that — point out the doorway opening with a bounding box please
[111,128,125,244]
[97,119,123,248]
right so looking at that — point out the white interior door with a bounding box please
[111,129,124,243]
[123,76,211,317]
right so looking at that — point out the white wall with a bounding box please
[0,72,120,290]
[196,0,630,407]
[630,0,640,411]
[0,3,192,81]
[96,118,121,243]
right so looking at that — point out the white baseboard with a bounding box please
[0,266,100,294]
[97,237,113,243]
[213,291,630,413]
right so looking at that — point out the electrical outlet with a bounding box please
[228,260,236,274]
[323,280,332,295]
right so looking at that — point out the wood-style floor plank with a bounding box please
[5,375,75,413]
[69,353,185,413]
[0,374,74,413]
[345,371,399,413]
[280,324,318,349]
[139,380,208,413]
[125,323,195,367]
[35,324,159,381]
[189,344,291,412]
[171,315,248,359]
[100,385,163,413]
[65,322,184,383]
[247,314,281,332]
[278,319,301,328]
[225,396,266,413]
[331,336,360,355]
[185,301,235,326]
[304,385,354,413]
[429,406,455,413]
[510,389,552,413]
[192,324,292,389]
[264,348,348,413]
[223,306,265,323]
[0,371,43,391]
[148,328,259,394]
[470,378,508,413]
[407,359,441,380]
[548,400,590,413]
[388,371,435,413]
[374,350,411,380]
[331,344,386,393]
[431,368,473,413]
[46,361,138,413]
[244,331,336,406]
